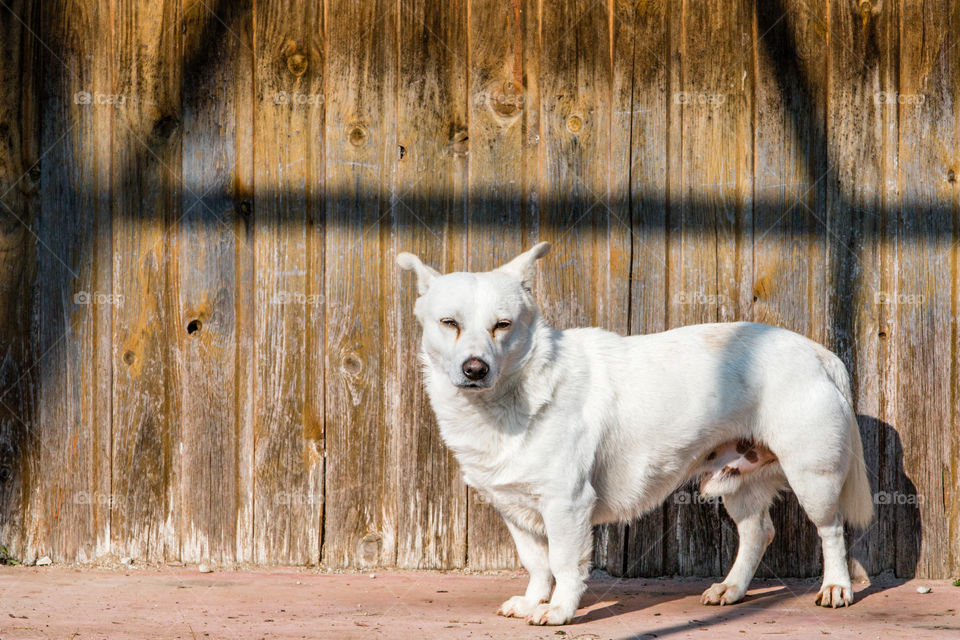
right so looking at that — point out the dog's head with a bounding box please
[397,242,551,392]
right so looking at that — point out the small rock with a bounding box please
[296,580,302,585]
[369,574,376,579]
[35,556,52,566]
[120,556,133,566]
[198,563,214,573]
[917,586,932,594]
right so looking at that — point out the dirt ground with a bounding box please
[0,566,957,639]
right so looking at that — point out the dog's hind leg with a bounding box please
[498,520,553,619]
[701,481,779,606]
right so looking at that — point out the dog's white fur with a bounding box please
[397,242,874,625]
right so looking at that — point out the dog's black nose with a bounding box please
[462,357,490,381]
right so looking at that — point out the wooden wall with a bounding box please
[0,0,957,579]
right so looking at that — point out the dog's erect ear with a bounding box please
[396,251,441,295]
[496,241,551,288]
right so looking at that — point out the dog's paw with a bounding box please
[700,582,745,606]
[815,583,853,608]
[526,603,574,626]
[498,595,539,618]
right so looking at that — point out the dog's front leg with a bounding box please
[527,491,595,626]
[498,520,553,619]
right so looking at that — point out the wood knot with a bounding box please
[286,53,308,77]
[485,80,523,118]
[235,200,252,217]
[566,115,583,134]
[948,168,957,183]
[342,354,363,375]
[451,130,469,156]
[186,318,202,335]
[398,145,407,160]
[151,115,179,142]
[347,123,368,147]
[122,350,136,365]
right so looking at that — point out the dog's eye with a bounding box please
[440,318,459,330]
[494,319,512,331]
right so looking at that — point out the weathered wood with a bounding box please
[175,0,251,565]
[894,0,955,578]
[389,0,469,569]
[323,0,397,568]
[463,0,539,571]
[826,0,897,577]
[27,0,113,563]
[110,0,182,561]
[252,0,324,565]
[614,0,670,578]
[749,0,827,579]
[0,0,39,560]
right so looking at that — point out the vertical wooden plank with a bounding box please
[252,0,324,565]
[895,0,954,579]
[176,0,251,565]
[233,7,256,566]
[0,0,39,561]
[27,0,112,563]
[668,0,753,577]
[749,0,827,578]
[111,0,182,562]
[323,0,397,568]
[826,0,897,577]
[389,0,468,569]
[464,0,539,570]
[613,0,670,578]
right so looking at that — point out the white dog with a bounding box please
[397,242,873,626]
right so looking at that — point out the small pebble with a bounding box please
[369,574,376,579]
[35,556,52,566]
[296,580,302,585]
[198,563,214,573]
[120,556,133,566]
[916,586,932,594]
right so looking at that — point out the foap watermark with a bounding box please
[873,291,925,306]
[673,490,722,505]
[74,290,124,306]
[875,91,925,106]
[874,491,923,506]
[674,291,729,306]
[74,91,129,107]
[273,91,324,106]
[474,81,525,117]
[73,491,125,509]
[270,291,324,306]
[674,91,726,106]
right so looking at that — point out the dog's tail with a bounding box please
[819,348,874,529]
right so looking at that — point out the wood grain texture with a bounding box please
[749,0,826,579]
[111,0,182,562]
[390,0,468,569]
[252,0,324,565]
[175,0,250,565]
[463,0,539,571]
[614,0,670,578]
[0,0,39,560]
[322,0,397,568]
[826,0,897,577]
[894,0,955,578]
[27,0,113,563]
